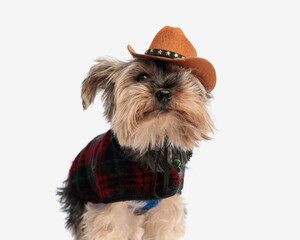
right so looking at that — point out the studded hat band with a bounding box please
[145,49,185,59]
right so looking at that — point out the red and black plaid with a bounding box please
[68,130,184,203]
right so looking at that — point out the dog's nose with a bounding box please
[155,90,172,104]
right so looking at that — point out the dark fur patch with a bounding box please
[132,59,185,90]
[113,136,192,172]
[57,180,86,236]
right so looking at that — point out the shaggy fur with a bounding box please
[58,57,214,240]
[57,180,85,235]
[113,135,192,172]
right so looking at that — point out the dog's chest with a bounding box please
[68,130,188,204]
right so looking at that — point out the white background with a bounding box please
[1,1,299,239]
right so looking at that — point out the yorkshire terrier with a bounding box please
[58,26,216,240]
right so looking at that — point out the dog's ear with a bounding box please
[81,58,123,110]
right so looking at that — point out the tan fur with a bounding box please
[112,63,214,153]
[81,58,125,120]
[82,202,142,240]
[75,220,88,240]
[78,195,184,240]
[142,194,185,240]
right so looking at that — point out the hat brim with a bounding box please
[127,45,216,91]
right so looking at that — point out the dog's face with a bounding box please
[82,58,214,153]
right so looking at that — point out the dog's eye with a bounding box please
[137,73,149,82]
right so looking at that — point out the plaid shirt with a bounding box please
[68,130,185,203]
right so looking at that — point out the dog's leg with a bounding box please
[75,220,88,240]
[82,201,139,240]
[128,214,144,240]
[142,194,186,240]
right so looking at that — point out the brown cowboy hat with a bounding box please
[128,26,217,91]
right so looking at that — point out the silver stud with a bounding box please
[158,50,162,54]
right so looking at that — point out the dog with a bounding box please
[58,26,216,240]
